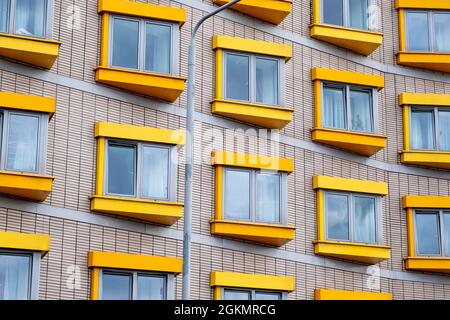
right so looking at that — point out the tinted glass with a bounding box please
[102,273,132,300]
[137,275,165,300]
[434,13,450,52]
[224,169,250,220]
[0,254,30,300]
[354,196,376,243]
[439,110,450,151]
[256,173,281,223]
[141,146,169,199]
[416,212,441,255]
[255,292,282,300]
[225,53,249,101]
[0,0,9,32]
[323,0,344,26]
[145,23,171,73]
[14,0,46,37]
[406,12,429,51]
[323,86,345,129]
[326,193,349,240]
[349,0,368,30]
[411,109,435,150]
[350,89,373,132]
[444,213,450,256]
[223,289,251,300]
[256,58,278,105]
[112,18,139,69]
[107,144,136,196]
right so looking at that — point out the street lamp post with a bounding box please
[182,0,242,300]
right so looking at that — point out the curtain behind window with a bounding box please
[406,12,429,51]
[0,0,8,32]
[141,146,169,200]
[411,110,435,150]
[256,58,278,105]
[0,255,30,300]
[353,196,376,243]
[350,89,372,132]
[416,212,441,255]
[15,0,46,37]
[444,213,450,256]
[349,0,368,30]
[434,13,450,52]
[323,86,345,129]
[145,23,171,74]
[256,173,280,223]
[439,111,450,151]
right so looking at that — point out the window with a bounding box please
[322,83,374,133]
[0,110,47,174]
[109,15,177,74]
[223,288,282,300]
[410,107,450,151]
[101,270,168,300]
[0,252,32,300]
[105,140,174,201]
[223,167,286,224]
[414,210,450,257]
[325,191,379,244]
[0,0,50,38]
[224,51,282,106]
[406,11,450,52]
[322,0,369,30]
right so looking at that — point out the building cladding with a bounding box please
[3,0,450,300]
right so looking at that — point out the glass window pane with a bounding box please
[223,289,251,300]
[326,193,349,240]
[256,173,281,223]
[434,13,450,52]
[224,169,250,220]
[225,53,249,101]
[444,213,450,256]
[107,144,136,196]
[350,89,373,132]
[14,0,46,37]
[112,18,139,69]
[439,110,450,151]
[137,275,165,300]
[141,146,169,200]
[349,0,368,30]
[0,254,30,300]
[323,86,346,129]
[0,0,9,33]
[6,114,39,172]
[416,212,441,255]
[354,196,376,243]
[323,0,344,26]
[255,292,282,300]
[102,273,132,300]
[145,23,171,73]
[411,110,435,150]
[256,58,278,105]
[406,12,430,51]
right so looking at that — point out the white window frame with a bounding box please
[405,10,450,52]
[97,268,174,300]
[0,109,48,174]
[320,0,371,31]
[409,106,450,151]
[321,82,378,134]
[324,191,383,244]
[414,209,450,257]
[104,139,177,201]
[0,250,41,300]
[222,50,285,107]
[0,0,53,39]
[108,14,180,75]
[221,287,287,300]
[222,167,288,225]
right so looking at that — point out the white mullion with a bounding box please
[343,0,349,27]
[140,19,146,72]
[132,272,138,300]
[9,0,15,34]
[429,11,434,52]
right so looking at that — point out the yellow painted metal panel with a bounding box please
[0,171,54,202]
[0,231,51,256]
[95,122,185,145]
[395,0,450,10]
[398,9,406,51]
[400,93,450,107]
[317,190,325,240]
[100,13,109,66]
[401,151,450,169]
[88,251,183,274]
[210,220,296,246]
[312,0,320,24]
[212,35,292,60]
[312,176,388,195]
[313,80,321,128]
[0,91,56,117]
[403,196,450,209]
[403,105,410,151]
[95,138,105,196]
[215,166,223,220]
[311,68,384,89]
[212,150,294,172]
[397,52,450,73]
[310,24,383,56]
[98,0,186,26]
[214,287,222,300]
[90,196,183,225]
[210,271,295,291]
[0,33,61,69]
[315,289,392,300]
[314,240,391,264]
[90,268,100,300]
[215,49,223,100]
[405,257,450,273]
[406,208,415,257]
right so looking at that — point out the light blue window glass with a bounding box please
[14,0,46,37]
[256,58,278,105]
[6,114,39,172]
[224,289,251,300]
[439,110,450,151]
[416,211,441,256]
[0,254,31,300]
[406,12,429,51]
[102,272,132,300]
[107,143,136,196]
[323,0,344,26]
[145,23,171,74]
[255,292,282,300]
[323,86,345,130]
[225,53,249,101]
[224,169,251,220]
[349,0,368,30]
[112,18,139,69]
[350,89,373,132]
[0,0,9,33]
[354,196,376,243]
[434,13,450,52]
[411,109,435,150]
[137,275,165,300]
[141,146,169,200]
[326,193,349,241]
[256,173,281,223]
[444,213,450,256]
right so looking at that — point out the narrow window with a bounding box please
[256,57,278,105]
[326,193,349,241]
[145,23,172,73]
[224,169,251,220]
[225,53,250,101]
[256,172,281,223]
[14,0,46,37]
[439,110,450,151]
[350,89,372,132]
[102,272,132,300]
[434,13,450,52]
[107,143,136,196]
[112,18,140,69]
[323,0,344,26]
[137,274,166,300]
[323,86,346,130]
[141,145,170,200]
[406,12,430,51]
[443,212,450,256]
[0,0,9,33]
[410,109,435,150]
[415,211,441,256]
[353,196,376,243]
[0,253,31,300]
[349,0,368,30]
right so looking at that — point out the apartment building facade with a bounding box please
[1,0,450,300]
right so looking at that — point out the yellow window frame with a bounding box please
[315,289,392,300]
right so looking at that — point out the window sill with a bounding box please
[405,257,450,274]
[311,128,387,156]
[315,289,392,300]
[401,150,450,169]
[0,33,61,69]
[313,240,391,264]
[397,51,450,73]
[0,171,54,202]
[95,66,186,102]
[212,0,292,25]
[90,195,183,225]
[210,219,296,246]
[309,24,383,56]
[211,99,294,129]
